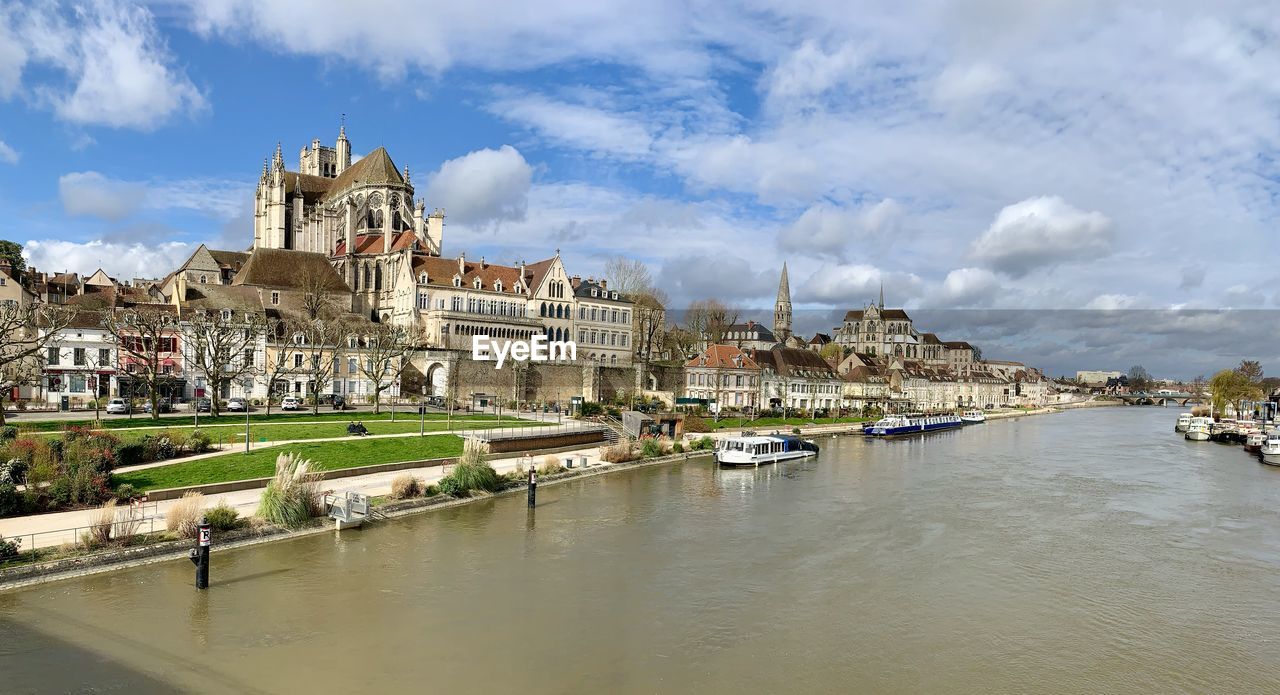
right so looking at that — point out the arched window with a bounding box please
[362,263,371,290]
[474,278,482,289]
[540,302,547,317]
[494,280,503,293]
[375,262,383,290]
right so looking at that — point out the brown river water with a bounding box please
[3,406,1280,694]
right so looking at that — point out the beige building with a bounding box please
[684,344,761,411]
[573,277,632,366]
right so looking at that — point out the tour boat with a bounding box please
[864,413,964,437]
[1184,417,1211,442]
[960,410,986,424]
[1261,433,1280,466]
[715,434,819,467]
[1245,430,1266,453]
[1174,413,1191,433]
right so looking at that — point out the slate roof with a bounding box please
[231,248,351,293]
[750,346,838,379]
[686,344,759,370]
[321,147,404,201]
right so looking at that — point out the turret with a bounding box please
[426,208,445,256]
[336,123,351,175]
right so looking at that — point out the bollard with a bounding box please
[527,466,537,507]
[188,517,211,589]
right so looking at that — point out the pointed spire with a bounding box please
[879,281,884,309]
[273,142,283,169]
[339,113,347,139]
[776,262,790,303]
[403,164,410,184]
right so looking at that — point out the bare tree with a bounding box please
[184,309,266,417]
[0,302,74,425]
[354,322,420,414]
[104,305,182,421]
[293,316,348,414]
[603,256,653,296]
[258,318,294,416]
[1237,360,1264,385]
[631,289,668,361]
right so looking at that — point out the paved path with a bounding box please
[0,446,607,550]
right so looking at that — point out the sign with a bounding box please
[198,526,211,547]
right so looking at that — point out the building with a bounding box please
[722,320,777,352]
[684,344,761,411]
[1076,370,1123,387]
[751,345,842,412]
[774,262,792,342]
[40,302,117,408]
[572,276,633,366]
[832,287,922,359]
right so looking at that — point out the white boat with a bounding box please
[1184,417,1211,441]
[960,410,986,424]
[1245,431,1266,453]
[715,434,819,467]
[865,413,964,437]
[1261,433,1280,466]
[1174,413,1191,432]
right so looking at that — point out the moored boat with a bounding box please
[1174,413,1191,432]
[960,410,986,424]
[715,434,819,467]
[1184,417,1211,441]
[1245,431,1266,453]
[864,413,964,437]
[1261,433,1280,466]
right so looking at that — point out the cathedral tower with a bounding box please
[774,262,792,342]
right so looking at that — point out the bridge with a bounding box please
[1114,392,1204,406]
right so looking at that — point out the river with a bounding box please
[4,406,1280,693]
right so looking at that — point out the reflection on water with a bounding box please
[4,407,1280,693]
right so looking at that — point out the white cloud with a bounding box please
[931,267,1002,307]
[778,199,904,260]
[58,171,251,221]
[424,145,532,228]
[7,0,204,129]
[1085,293,1141,311]
[0,140,17,164]
[971,196,1113,277]
[22,239,195,281]
[932,62,1008,104]
[763,40,863,108]
[797,263,923,305]
[59,172,147,221]
[488,93,653,159]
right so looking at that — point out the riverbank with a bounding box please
[0,448,711,591]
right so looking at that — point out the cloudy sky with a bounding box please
[1,0,1278,378]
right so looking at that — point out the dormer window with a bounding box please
[591,289,598,297]
[221,309,232,322]
[453,275,461,287]
[473,278,482,289]
[418,273,428,283]
[271,291,280,305]
[494,280,503,292]
[199,274,207,284]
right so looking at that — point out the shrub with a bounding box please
[438,442,499,497]
[672,442,684,453]
[792,427,802,435]
[0,425,16,441]
[166,430,189,453]
[423,484,440,497]
[257,453,323,528]
[640,438,664,458]
[0,458,26,485]
[188,430,213,454]
[390,474,423,499]
[538,454,564,475]
[683,415,711,433]
[204,501,240,531]
[0,534,20,561]
[113,442,146,467]
[114,483,139,502]
[85,499,139,546]
[688,435,716,451]
[578,402,604,417]
[0,481,23,516]
[166,492,204,538]
[600,441,636,463]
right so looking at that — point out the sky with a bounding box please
[2,0,1279,378]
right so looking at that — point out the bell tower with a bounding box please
[774,262,792,342]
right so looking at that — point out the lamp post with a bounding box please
[419,384,426,436]
[243,378,253,454]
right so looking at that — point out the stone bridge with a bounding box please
[1115,392,1203,406]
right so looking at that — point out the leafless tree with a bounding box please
[184,309,266,417]
[632,289,668,361]
[103,305,182,421]
[292,316,349,414]
[686,298,739,349]
[354,322,420,414]
[257,318,295,415]
[0,301,75,424]
[603,256,653,296]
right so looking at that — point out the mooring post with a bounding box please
[528,465,537,508]
[189,517,211,589]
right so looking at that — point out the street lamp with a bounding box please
[243,377,252,454]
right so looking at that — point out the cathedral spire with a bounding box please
[403,164,410,185]
[774,262,792,342]
[879,281,884,309]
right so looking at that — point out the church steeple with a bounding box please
[879,281,884,310]
[774,262,792,342]
[336,117,351,175]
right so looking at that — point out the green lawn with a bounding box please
[11,409,526,432]
[112,435,467,491]
[706,416,870,430]
[48,416,545,446]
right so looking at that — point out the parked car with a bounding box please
[105,398,130,414]
[142,399,172,414]
[427,395,444,407]
[281,396,301,411]
[193,398,211,413]
[331,394,347,411]
[227,398,247,412]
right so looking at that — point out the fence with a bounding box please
[1,502,160,565]
[470,421,608,442]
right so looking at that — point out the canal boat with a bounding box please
[864,413,964,437]
[1174,413,1191,432]
[1184,416,1211,441]
[1245,430,1266,453]
[715,434,819,467]
[960,410,987,424]
[1261,433,1280,466]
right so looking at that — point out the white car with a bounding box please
[280,396,301,411]
[105,398,129,414]
[227,398,247,412]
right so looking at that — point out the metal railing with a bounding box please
[471,421,608,442]
[1,502,161,567]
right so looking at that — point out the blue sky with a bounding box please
[3,0,1280,378]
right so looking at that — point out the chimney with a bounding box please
[480,255,486,269]
[600,279,607,290]
[458,252,465,275]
